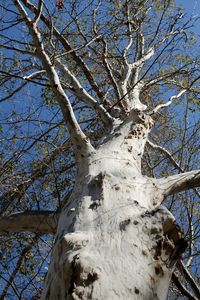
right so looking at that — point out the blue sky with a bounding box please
[176,0,200,34]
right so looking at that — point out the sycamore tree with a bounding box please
[0,0,199,299]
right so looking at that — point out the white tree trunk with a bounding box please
[41,113,186,300]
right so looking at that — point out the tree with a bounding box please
[0,0,199,299]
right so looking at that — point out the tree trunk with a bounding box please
[41,113,186,300]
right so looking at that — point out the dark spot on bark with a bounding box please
[153,238,163,260]
[155,234,161,240]
[68,255,79,295]
[87,272,99,283]
[155,265,164,276]
[133,220,139,225]
[150,274,155,284]
[89,201,101,210]
[134,200,139,205]
[114,185,120,190]
[128,146,132,153]
[150,227,160,234]
[134,287,140,294]
[119,219,131,231]
[88,174,103,203]
[142,250,148,256]
[114,133,121,137]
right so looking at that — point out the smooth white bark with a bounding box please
[157,170,200,198]
[40,113,188,300]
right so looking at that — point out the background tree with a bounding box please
[0,0,199,299]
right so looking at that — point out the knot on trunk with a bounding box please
[68,252,100,299]
[88,172,110,209]
[150,206,187,268]
[130,110,154,129]
[125,112,154,140]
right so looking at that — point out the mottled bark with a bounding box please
[41,113,187,300]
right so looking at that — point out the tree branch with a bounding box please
[0,236,38,300]
[147,140,200,198]
[20,0,106,102]
[150,89,186,115]
[33,0,43,25]
[13,0,94,154]
[172,272,198,300]
[157,170,200,198]
[177,261,200,298]
[56,59,113,126]
[0,70,46,102]
[0,211,59,234]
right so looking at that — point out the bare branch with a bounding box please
[177,261,200,299]
[20,0,105,102]
[122,0,133,62]
[101,38,122,102]
[0,237,38,300]
[0,43,35,55]
[56,59,113,126]
[0,141,72,213]
[147,140,200,198]
[0,70,48,87]
[150,89,186,115]
[55,36,101,59]
[172,272,198,300]
[132,47,154,69]
[13,0,94,154]
[33,0,43,25]
[0,70,46,102]
[147,139,182,171]
[157,170,200,197]
[0,211,59,235]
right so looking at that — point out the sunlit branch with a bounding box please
[0,70,48,87]
[55,35,101,59]
[101,38,122,102]
[122,0,133,63]
[20,0,106,102]
[56,60,113,126]
[157,170,200,198]
[0,70,46,103]
[13,0,94,154]
[33,0,43,25]
[150,89,186,115]
[147,140,200,198]
[0,211,59,234]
